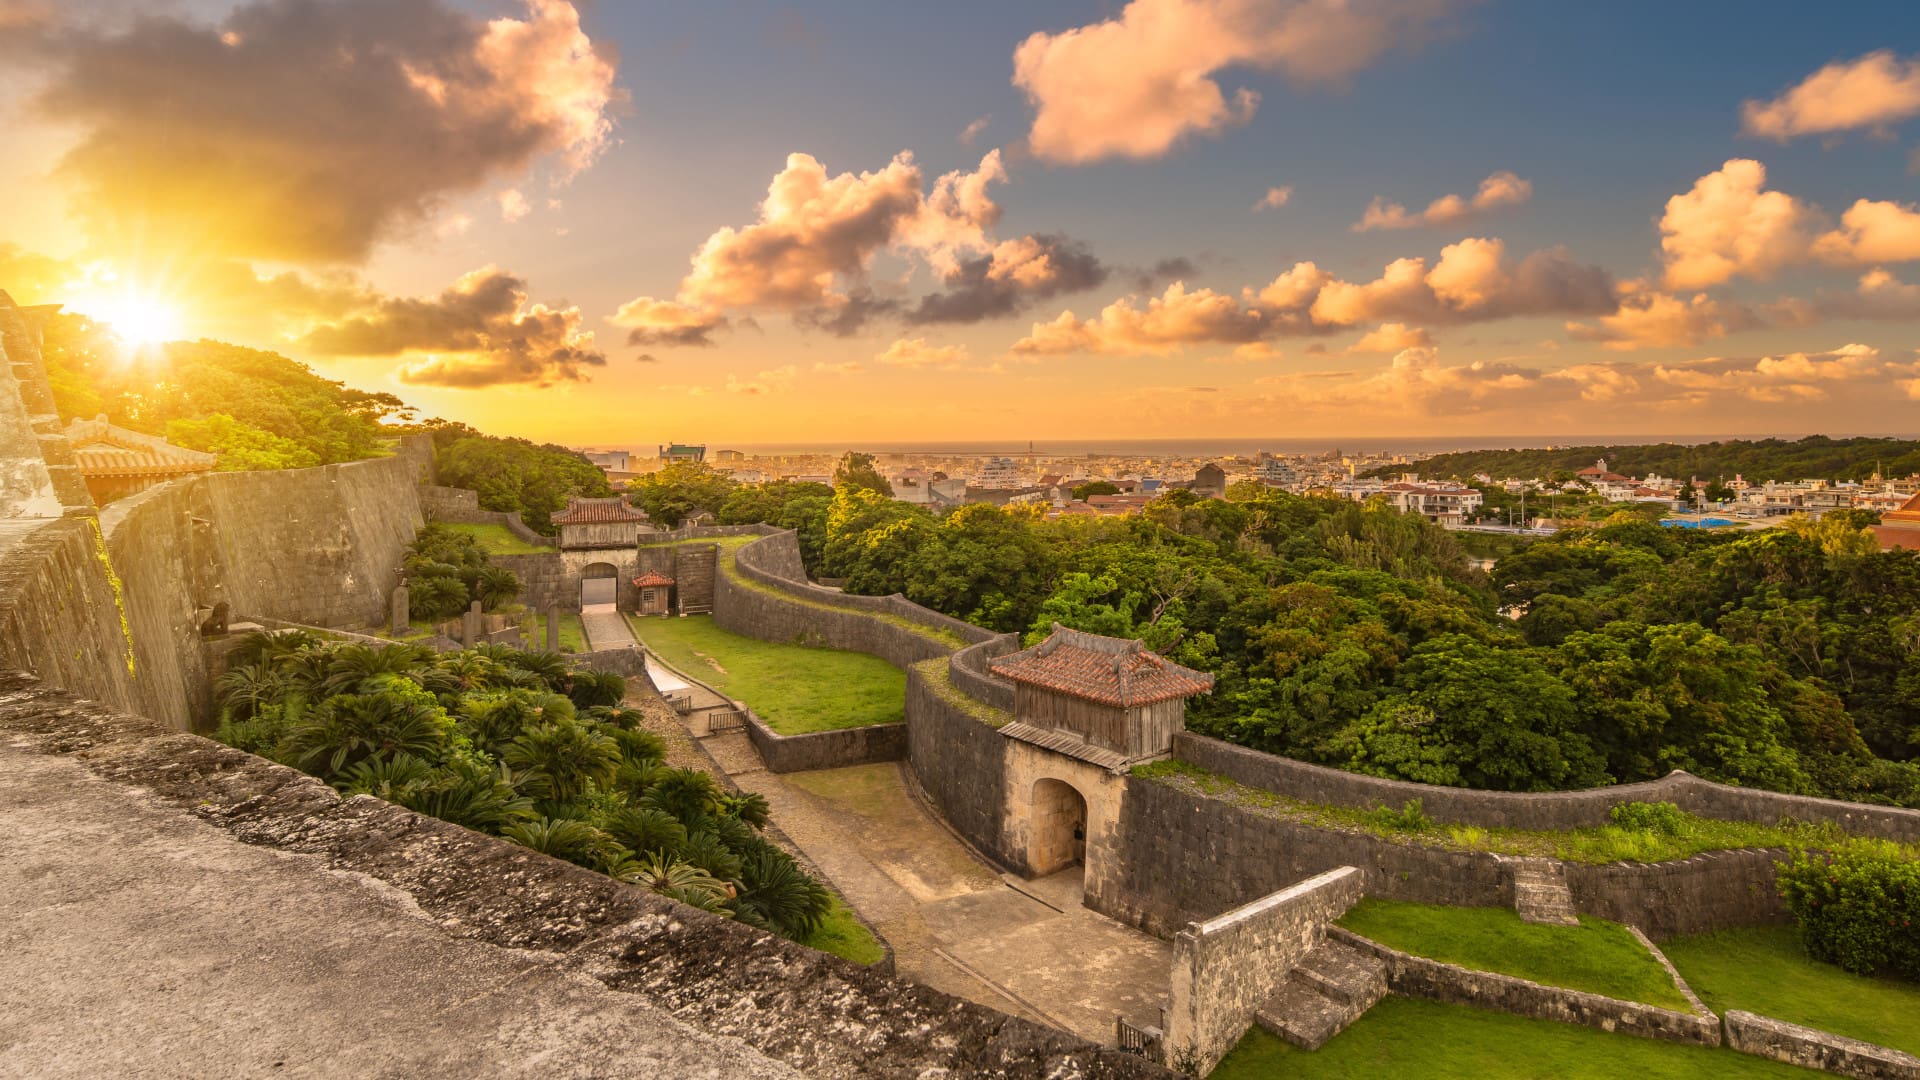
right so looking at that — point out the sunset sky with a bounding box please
[4,0,1920,447]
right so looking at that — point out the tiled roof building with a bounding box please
[1871,492,1920,552]
[551,496,652,550]
[991,624,1213,767]
[62,414,216,504]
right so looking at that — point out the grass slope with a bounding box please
[1662,927,1920,1056]
[438,522,553,555]
[1212,996,1821,1080]
[1337,899,1690,1010]
[630,614,904,734]
[799,893,886,966]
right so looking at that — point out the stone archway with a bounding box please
[1029,777,1089,876]
[580,562,618,608]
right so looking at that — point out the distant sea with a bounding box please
[645,433,1896,459]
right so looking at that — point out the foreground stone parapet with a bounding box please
[0,670,1170,1079]
[1725,1010,1920,1080]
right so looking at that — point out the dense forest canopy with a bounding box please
[1367,436,1920,485]
[428,423,612,535]
[638,461,1920,807]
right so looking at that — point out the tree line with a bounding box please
[1370,435,1920,486]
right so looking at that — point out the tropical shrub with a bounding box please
[1778,842,1920,979]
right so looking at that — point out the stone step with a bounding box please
[1507,856,1579,925]
[1253,940,1389,1051]
[1291,939,1389,1008]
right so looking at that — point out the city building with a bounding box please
[1871,492,1920,551]
[582,449,630,472]
[973,456,1023,488]
[659,443,706,464]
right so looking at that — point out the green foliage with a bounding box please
[403,522,520,618]
[41,314,408,467]
[1377,435,1920,488]
[1778,842,1920,980]
[1361,799,1433,833]
[1071,480,1120,500]
[831,451,892,497]
[431,425,613,534]
[206,636,842,950]
[630,461,737,527]
[1609,801,1689,836]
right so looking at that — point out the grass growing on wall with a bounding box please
[1130,759,1901,865]
[629,615,904,734]
[910,658,1012,728]
[1661,927,1920,1055]
[1336,899,1691,1010]
[436,522,553,555]
[799,892,887,966]
[1211,997,1821,1080]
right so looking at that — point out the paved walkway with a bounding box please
[579,604,637,652]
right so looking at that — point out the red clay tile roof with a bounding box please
[63,415,216,478]
[990,624,1214,708]
[632,570,675,587]
[550,497,649,524]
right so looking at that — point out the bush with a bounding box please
[1610,800,1690,837]
[1365,799,1434,833]
[409,575,469,621]
[1777,842,1920,979]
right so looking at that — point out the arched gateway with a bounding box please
[580,562,618,607]
[1029,777,1088,875]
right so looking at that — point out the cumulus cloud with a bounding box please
[1811,198,1920,264]
[1012,0,1458,164]
[1565,290,1757,350]
[300,266,605,387]
[1742,51,1920,141]
[959,115,991,145]
[1014,238,1614,356]
[498,188,531,222]
[725,365,798,395]
[1814,268,1920,321]
[613,148,1111,342]
[876,337,970,368]
[1653,344,1913,403]
[30,0,619,263]
[1253,186,1294,212]
[1353,171,1532,231]
[1347,322,1432,353]
[1659,159,1821,289]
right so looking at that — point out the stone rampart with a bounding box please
[1172,731,1920,843]
[1331,927,1722,1047]
[1166,867,1364,1073]
[744,711,908,773]
[489,551,568,612]
[1563,848,1788,940]
[906,662,1019,869]
[417,484,551,547]
[0,669,1168,1079]
[1724,1010,1920,1080]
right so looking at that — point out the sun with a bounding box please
[87,293,185,347]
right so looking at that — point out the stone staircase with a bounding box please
[1510,857,1580,925]
[1253,938,1389,1050]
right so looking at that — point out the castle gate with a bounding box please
[1029,778,1088,875]
[580,561,618,608]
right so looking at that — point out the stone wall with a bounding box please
[417,483,550,547]
[1333,927,1722,1047]
[1165,867,1365,1074]
[673,543,717,612]
[1103,775,1508,937]
[906,661,1018,869]
[1724,1010,1920,1080]
[744,712,908,773]
[490,551,568,612]
[1172,732,1920,843]
[1564,848,1789,940]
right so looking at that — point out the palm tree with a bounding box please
[732,846,831,938]
[719,791,772,830]
[501,817,623,870]
[639,767,722,824]
[288,691,451,777]
[498,649,570,692]
[612,854,732,913]
[321,643,432,697]
[600,805,688,858]
[473,565,521,611]
[228,628,322,669]
[215,663,287,720]
[566,670,626,710]
[459,688,571,755]
[338,752,438,800]
[502,719,621,803]
[401,759,534,833]
[421,651,503,700]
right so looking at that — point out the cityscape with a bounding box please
[3,2,1920,1079]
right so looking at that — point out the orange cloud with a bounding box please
[1811,198,1920,264]
[1658,159,1821,289]
[1742,51,1920,141]
[876,337,970,368]
[1012,0,1458,164]
[1565,290,1752,350]
[1353,171,1533,232]
[32,0,618,263]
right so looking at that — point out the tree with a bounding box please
[432,426,613,534]
[166,414,320,471]
[630,461,737,526]
[1070,480,1120,501]
[832,451,893,497]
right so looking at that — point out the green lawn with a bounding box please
[1662,926,1920,1056]
[1336,899,1691,1010]
[439,521,554,555]
[800,893,887,966]
[1211,996,1821,1080]
[627,614,904,734]
[554,612,587,653]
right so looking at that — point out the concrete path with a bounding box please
[579,604,637,652]
[0,741,801,1080]
[725,757,1172,1045]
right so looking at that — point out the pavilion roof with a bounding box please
[551,497,649,524]
[62,415,216,478]
[989,624,1214,708]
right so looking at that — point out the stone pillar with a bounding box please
[390,582,410,636]
[462,600,482,648]
[547,605,560,652]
